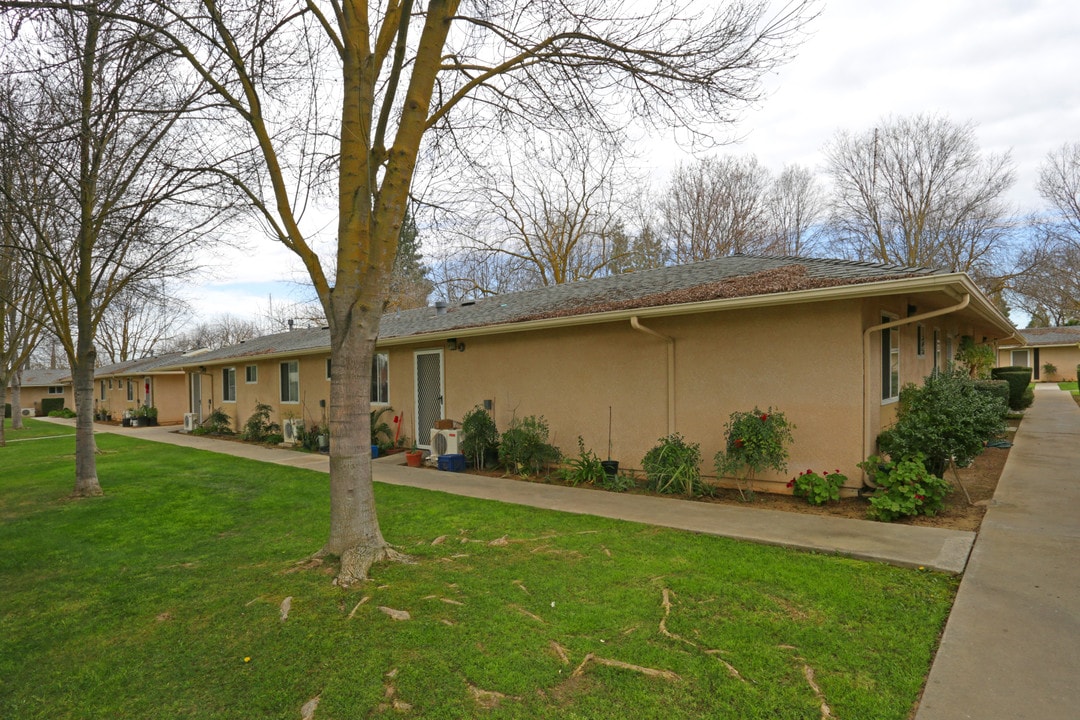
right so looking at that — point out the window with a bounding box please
[126,380,134,401]
[881,315,900,402]
[326,358,332,380]
[245,365,258,383]
[280,360,299,403]
[100,381,106,400]
[916,324,926,357]
[222,368,237,402]
[933,329,941,370]
[108,378,113,389]
[371,353,389,404]
[48,386,63,395]
[1011,350,1030,367]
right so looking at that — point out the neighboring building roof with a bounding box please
[158,254,1010,368]
[95,352,192,377]
[1012,326,1080,347]
[10,368,70,388]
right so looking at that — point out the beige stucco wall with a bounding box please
[997,346,1080,382]
[6,385,72,415]
[94,374,186,422]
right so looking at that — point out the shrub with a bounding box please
[878,370,1006,477]
[787,469,846,505]
[194,408,232,435]
[859,454,951,522]
[643,433,705,496]
[973,379,1010,414]
[371,407,393,452]
[48,408,76,418]
[41,397,65,415]
[955,336,995,378]
[600,472,636,493]
[295,422,327,452]
[241,402,280,442]
[1042,362,1058,378]
[264,433,285,445]
[990,367,1033,411]
[461,405,499,470]
[559,437,607,486]
[498,415,560,475]
[713,407,795,499]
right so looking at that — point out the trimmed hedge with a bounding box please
[974,379,1010,413]
[4,403,10,419]
[40,397,66,415]
[991,367,1033,411]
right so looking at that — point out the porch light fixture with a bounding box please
[446,338,465,352]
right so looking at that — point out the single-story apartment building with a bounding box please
[93,352,203,424]
[4,368,74,417]
[158,255,1019,494]
[997,326,1080,382]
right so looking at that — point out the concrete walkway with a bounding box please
[915,384,1080,720]
[86,419,975,574]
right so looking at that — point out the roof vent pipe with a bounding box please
[434,300,448,315]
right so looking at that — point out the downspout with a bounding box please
[862,294,971,481]
[630,316,675,435]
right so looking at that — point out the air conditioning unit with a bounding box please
[430,428,461,455]
[282,418,302,445]
[20,407,34,418]
[183,413,198,432]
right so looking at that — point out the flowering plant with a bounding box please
[857,454,951,522]
[714,407,795,500]
[787,469,846,505]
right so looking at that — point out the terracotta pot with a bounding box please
[405,451,424,468]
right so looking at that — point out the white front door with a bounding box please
[190,373,203,421]
[414,349,444,450]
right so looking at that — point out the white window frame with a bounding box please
[881,314,900,403]
[244,365,258,384]
[1011,349,1030,367]
[222,367,237,402]
[280,360,300,403]
[100,380,106,400]
[371,352,389,405]
[126,379,134,402]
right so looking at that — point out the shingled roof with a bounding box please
[1014,326,1080,347]
[161,255,947,366]
[95,352,193,377]
[9,368,71,388]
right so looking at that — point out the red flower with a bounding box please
[734,438,745,448]
[786,479,795,488]
[915,494,925,501]
[760,414,769,421]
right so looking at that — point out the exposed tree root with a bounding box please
[469,684,519,709]
[378,606,411,621]
[300,695,320,720]
[660,588,747,682]
[347,596,370,619]
[510,604,545,622]
[550,641,570,665]
[333,545,414,587]
[571,653,681,682]
[802,665,834,720]
[378,669,413,713]
[279,596,292,621]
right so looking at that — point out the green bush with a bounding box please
[955,336,995,378]
[713,407,795,499]
[41,397,65,415]
[461,405,499,470]
[194,408,233,435]
[973,379,1010,414]
[47,408,77,418]
[241,402,280,442]
[600,472,636,493]
[878,370,1006,477]
[559,437,607,486]
[991,367,1033,411]
[4,403,10,418]
[371,407,393,452]
[264,433,285,446]
[859,454,951,522]
[643,433,706,496]
[788,469,846,506]
[498,415,560,475]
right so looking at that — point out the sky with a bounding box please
[182,0,1080,326]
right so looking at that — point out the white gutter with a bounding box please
[861,293,971,479]
[630,316,676,435]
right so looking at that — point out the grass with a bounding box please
[0,433,958,719]
[3,416,78,440]
[1058,381,1078,395]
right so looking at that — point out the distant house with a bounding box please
[93,352,199,423]
[4,368,73,417]
[159,255,1018,493]
[997,326,1080,382]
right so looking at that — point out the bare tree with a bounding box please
[0,3,233,495]
[96,283,192,363]
[55,0,819,583]
[763,164,825,256]
[1037,141,1080,249]
[824,114,1015,275]
[1010,241,1080,326]
[660,154,772,262]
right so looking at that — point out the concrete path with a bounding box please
[86,419,975,574]
[915,384,1080,720]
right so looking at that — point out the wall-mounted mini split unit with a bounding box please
[183,413,198,432]
[282,418,302,445]
[20,407,34,418]
[430,428,460,455]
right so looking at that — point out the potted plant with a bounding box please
[145,406,158,426]
[405,441,424,468]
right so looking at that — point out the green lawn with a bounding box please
[3,416,77,440]
[1,434,957,719]
[1058,381,1079,395]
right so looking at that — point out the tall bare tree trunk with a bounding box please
[10,368,23,430]
[71,344,101,497]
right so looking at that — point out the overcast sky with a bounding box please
[184,0,1080,325]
